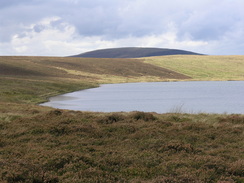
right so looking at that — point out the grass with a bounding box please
[0,55,244,182]
[143,55,244,81]
[0,77,97,104]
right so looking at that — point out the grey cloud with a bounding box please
[33,25,45,33]
[177,2,243,41]
[0,0,243,55]
[0,1,49,42]
[0,0,32,9]
[1,0,166,39]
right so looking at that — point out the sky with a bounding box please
[0,0,243,56]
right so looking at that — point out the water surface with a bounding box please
[41,81,244,114]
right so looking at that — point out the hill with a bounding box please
[0,55,243,182]
[71,47,202,58]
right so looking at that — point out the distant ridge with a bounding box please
[71,47,202,58]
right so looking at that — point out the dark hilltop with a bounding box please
[70,47,203,58]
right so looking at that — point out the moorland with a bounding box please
[0,55,244,182]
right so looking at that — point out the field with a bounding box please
[0,55,244,182]
[143,55,244,81]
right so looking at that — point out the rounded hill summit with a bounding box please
[71,47,202,58]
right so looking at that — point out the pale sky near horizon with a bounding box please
[0,0,243,56]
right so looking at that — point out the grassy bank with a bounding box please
[0,77,98,104]
[0,55,244,182]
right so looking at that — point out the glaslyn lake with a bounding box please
[41,81,244,114]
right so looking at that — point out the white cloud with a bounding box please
[0,16,116,56]
[2,15,209,56]
[5,17,78,56]
[0,14,226,56]
[0,0,243,55]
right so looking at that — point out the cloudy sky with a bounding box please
[0,0,243,56]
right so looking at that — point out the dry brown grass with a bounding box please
[0,56,190,82]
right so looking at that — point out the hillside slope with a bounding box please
[0,56,190,81]
[71,47,202,58]
[0,56,190,104]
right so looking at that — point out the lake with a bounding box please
[41,81,244,114]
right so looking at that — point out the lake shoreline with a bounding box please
[41,80,244,114]
[40,79,244,104]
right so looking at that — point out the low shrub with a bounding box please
[218,114,244,124]
[48,126,70,136]
[159,142,195,153]
[96,113,125,124]
[1,110,243,182]
[48,110,63,116]
[228,160,244,177]
[129,111,157,121]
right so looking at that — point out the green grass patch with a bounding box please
[143,55,244,81]
[0,77,97,104]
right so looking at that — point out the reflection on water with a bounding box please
[41,81,244,114]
